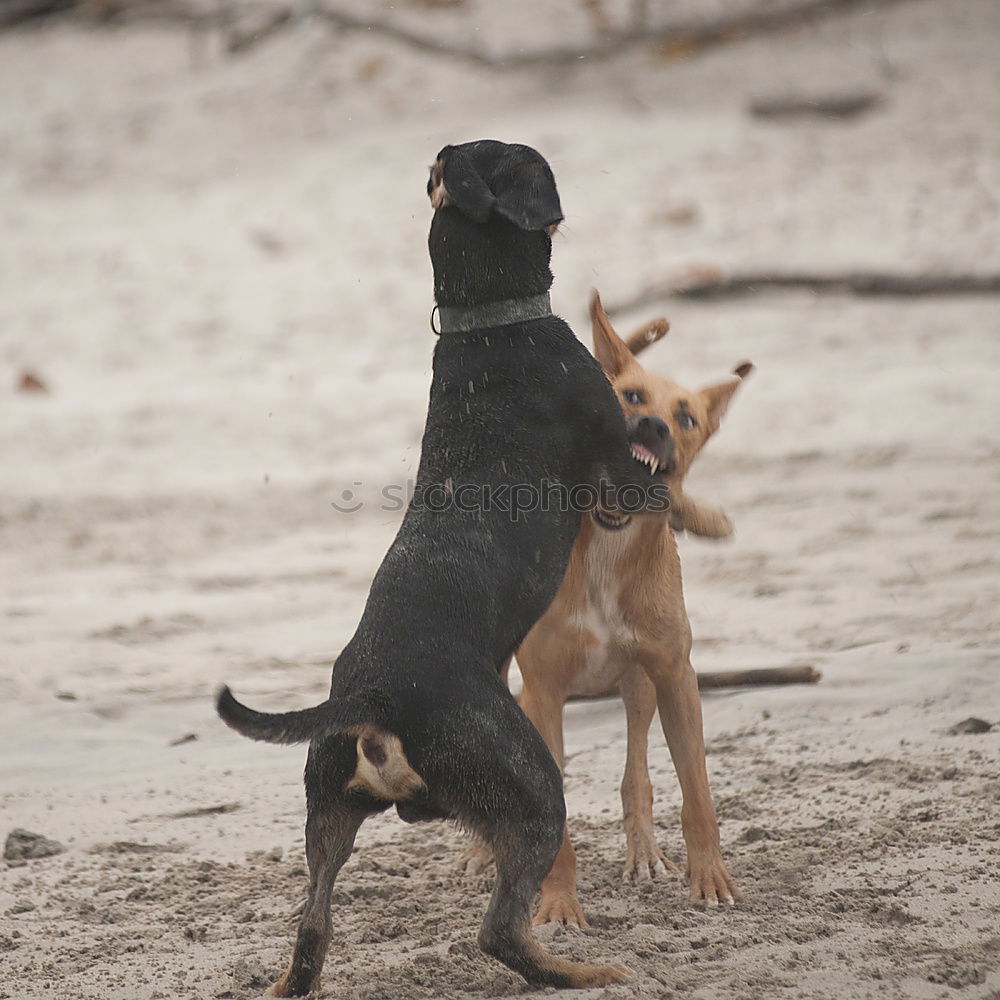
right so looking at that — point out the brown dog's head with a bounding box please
[589,290,751,494]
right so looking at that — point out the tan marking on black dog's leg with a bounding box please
[268,804,367,997]
[344,726,426,802]
[479,829,630,988]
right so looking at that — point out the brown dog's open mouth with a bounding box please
[630,440,674,477]
[593,508,631,531]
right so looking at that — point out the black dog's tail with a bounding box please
[216,685,378,745]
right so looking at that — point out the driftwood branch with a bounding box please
[0,0,72,28]
[6,0,920,67]
[1,0,219,30]
[225,4,292,54]
[607,270,1000,314]
[314,0,918,69]
[697,664,821,689]
[748,89,882,120]
[221,0,919,64]
[566,664,821,702]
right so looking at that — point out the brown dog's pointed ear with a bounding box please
[624,316,670,357]
[589,290,634,378]
[700,362,752,430]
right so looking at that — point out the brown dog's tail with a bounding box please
[216,685,381,745]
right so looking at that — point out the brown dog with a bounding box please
[513,292,751,926]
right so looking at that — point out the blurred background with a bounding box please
[1,2,998,997]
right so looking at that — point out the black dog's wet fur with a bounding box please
[218,142,658,995]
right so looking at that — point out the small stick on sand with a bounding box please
[565,665,821,702]
[748,90,882,120]
[0,0,72,28]
[696,664,821,689]
[606,270,1000,315]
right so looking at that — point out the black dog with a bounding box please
[217,139,667,996]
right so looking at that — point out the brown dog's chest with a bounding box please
[517,514,682,699]
[565,523,648,695]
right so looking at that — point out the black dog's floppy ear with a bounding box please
[431,140,563,232]
[491,145,563,232]
[434,144,497,223]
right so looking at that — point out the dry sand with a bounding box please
[1,1,999,997]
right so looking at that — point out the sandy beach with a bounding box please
[1,0,999,996]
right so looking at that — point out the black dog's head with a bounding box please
[427,140,564,308]
[428,140,563,234]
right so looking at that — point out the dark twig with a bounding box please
[566,665,821,702]
[749,89,882,119]
[0,0,73,28]
[697,665,821,689]
[233,0,923,67]
[607,270,1000,314]
[225,3,292,54]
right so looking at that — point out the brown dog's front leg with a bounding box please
[618,667,679,883]
[667,489,734,539]
[642,646,741,907]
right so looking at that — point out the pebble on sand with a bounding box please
[4,828,66,861]
[948,717,993,735]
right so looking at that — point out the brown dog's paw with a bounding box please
[458,840,494,876]
[533,890,589,928]
[622,832,680,884]
[669,492,734,539]
[687,850,742,908]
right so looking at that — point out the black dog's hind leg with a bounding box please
[480,823,630,989]
[268,800,367,998]
[269,738,381,998]
[267,799,369,997]
[439,695,631,988]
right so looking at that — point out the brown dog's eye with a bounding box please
[623,389,645,405]
[677,411,698,430]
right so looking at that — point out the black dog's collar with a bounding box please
[432,293,552,335]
